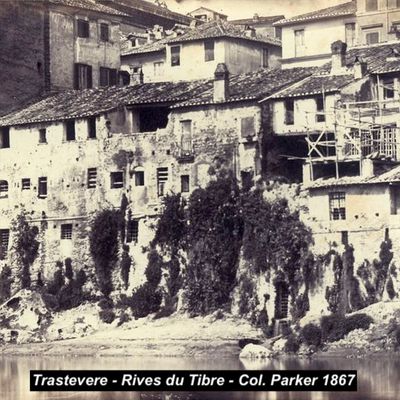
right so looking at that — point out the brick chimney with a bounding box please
[353,56,367,79]
[213,63,229,103]
[330,40,347,74]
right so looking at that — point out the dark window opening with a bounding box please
[138,107,170,132]
[181,175,190,193]
[126,220,139,243]
[61,224,73,240]
[77,19,89,38]
[22,178,31,190]
[0,229,10,259]
[135,171,145,186]
[0,127,10,149]
[0,180,8,195]
[341,231,349,246]
[241,171,254,191]
[110,171,124,189]
[39,128,47,143]
[157,167,168,197]
[74,63,92,89]
[262,48,269,68]
[241,117,256,138]
[38,177,47,198]
[88,117,96,138]
[171,46,181,66]
[316,96,326,122]
[329,192,346,220]
[383,78,395,99]
[99,67,117,87]
[37,61,42,74]
[65,120,76,141]
[100,23,109,41]
[87,168,97,189]
[391,186,400,214]
[180,120,192,155]
[204,40,215,62]
[284,99,294,125]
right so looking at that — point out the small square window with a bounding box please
[65,120,76,141]
[38,177,47,198]
[22,178,31,190]
[87,168,97,189]
[77,19,89,38]
[110,171,124,189]
[365,31,379,44]
[126,220,139,243]
[100,23,109,42]
[39,128,47,143]
[135,171,145,186]
[181,175,190,193]
[61,224,73,240]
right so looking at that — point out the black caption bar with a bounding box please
[30,370,357,392]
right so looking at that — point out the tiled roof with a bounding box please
[274,1,355,26]
[0,80,213,127]
[121,37,168,56]
[307,165,400,189]
[49,0,129,16]
[172,67,315,108]
[270,73,355,99]
[167,20,282,46]
[230,15,285,25]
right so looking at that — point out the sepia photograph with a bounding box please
[0,0,399,398]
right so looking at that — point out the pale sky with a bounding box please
[163,0,346,19]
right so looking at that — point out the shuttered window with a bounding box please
[0,229,10,259]
[157,167,168,197]
[74,63,92,89]
[0,180,8,195]
[99,67,117,87]
[100,23,109,41]
[77,19,89,38]
[87,168,97,189]
[110,172,124,189]
[22,178,31,190]
[126,220,139,243]
[38,177,47,198]
[0,127,10,149]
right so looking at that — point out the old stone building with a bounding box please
[188,7,228,22]
[230,14,284,39]
[121,20,282,83]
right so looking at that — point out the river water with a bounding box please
[1,355,399,400]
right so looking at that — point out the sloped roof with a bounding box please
[230,15,285,25]
[189,7,228,18]
[307,165,400,189]
[274,1,355,27]
[49,0,129,16]
[173,67,315,108]
[167,20,282,46]
[0,80,213,127]
[271,73,355,99]
[121,36,168,56]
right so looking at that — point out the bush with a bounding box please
[117,311,130,327]
[46,264,65,296]
[394,326,400,349]
[0,266,13,303]
[344,313,373,332]
[98,297,114,310]
[301,323,322,347]
[99,309,116,324]
[145,250,163,288]
[130,283,162,319]
[42,293,59,311]
[120,246,132,290]
[284,334,300,353]
[64,258,73,280]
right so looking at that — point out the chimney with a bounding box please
[213,63,229,103]
[245,25,256,38]
[147,31,155,43]
[253,13,259,22]
[154,25,165,40]
[330,40,347,73]
[353,56,367,79]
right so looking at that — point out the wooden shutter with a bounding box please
[110,69,118,86]
[87,65,92,88]
[74,63,80,89]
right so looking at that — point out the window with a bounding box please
[204,40,215,62]
[38,177,47,198]
[341,231,349,246]
[99,67,117,87]
[110,171,124,189]
[365,31,380,44]
[329,192,346,220]
[39,128,47,143]
[180,120,192,154]
[100,23,109,41]
[241,117,256,138]
[87,168,97,189]
[126,220,139,243]
[77,19,89,38]
[262,48,269,68]
[294,29,305,57]
[284,99,294,125]
[61,224,73,240]
[391,186,400,214]
[181,175,190,193]
[366,0,378,11]
[0,180,8,195]
[383,78,395,99]
[397,0,400,8]
[154,61,164,77]
[65,120,76,141]
[0,229,10,259]
[345,23,356,47]
[0,127,10,149]
[171,46,181,66]
[316,96,325,123]
[135,171,145,186]
[157,167,168,197]
[74,63,92,89]
[88,117,96,138]
[22,178,31,190]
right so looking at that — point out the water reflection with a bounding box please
[0,355,398,400]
